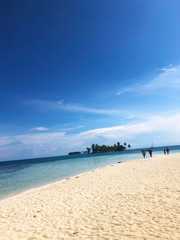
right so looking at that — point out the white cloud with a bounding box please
[25,65,180,118]
[0,137,13,146]
[31,127,48,131]
[116,87,133,95]
[126,115,134,119]
[16,132,65,145]
[80,114,180,139]
[1,113,180,161]
[161,68,176,72]
[24,99,129,116]
[143,66,180,90]
[117,64,180,95]
[59,125,84,131]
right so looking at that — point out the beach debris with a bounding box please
[118,162,122,164]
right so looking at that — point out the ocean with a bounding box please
[0,145,180,200]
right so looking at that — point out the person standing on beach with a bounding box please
[163,149,166,155]
[148,149,152,157]
[141,150,146,158]
[166,147,169,155]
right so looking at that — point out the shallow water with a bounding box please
[0,145,180,199]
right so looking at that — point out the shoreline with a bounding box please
[0,164,108,203]
[0,170,93,203]
[0,153,175,203]
[0,153,180,239]
[0,154,161,203]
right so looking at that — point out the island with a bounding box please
[69,142,131,155]
[68,151,81,155]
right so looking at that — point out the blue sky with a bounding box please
[1,0,180,161]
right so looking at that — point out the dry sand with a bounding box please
[0,153,180,240]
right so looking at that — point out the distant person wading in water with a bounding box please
[148,149,152,157]
[166,147,170,155]
[141,150,146,158]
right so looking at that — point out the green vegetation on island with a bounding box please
[85,142,131,154]
[68,142,131,155]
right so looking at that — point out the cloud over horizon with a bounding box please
[1,113,180,161]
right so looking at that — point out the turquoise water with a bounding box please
[0,145,180,200]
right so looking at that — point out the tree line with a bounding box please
[85,142,131,154]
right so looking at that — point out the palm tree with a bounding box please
[91,144,95,153]
[86,147,91,154]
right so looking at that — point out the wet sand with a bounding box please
[0,153,180,240]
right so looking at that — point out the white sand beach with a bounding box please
[0,153,180,240]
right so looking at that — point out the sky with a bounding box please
[1,0,180,161]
